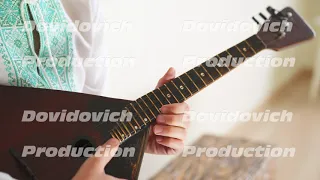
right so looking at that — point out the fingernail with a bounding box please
[156,136,163,142]
[157,116,165,123]
[154,125,163,134]
[108,138,120,146]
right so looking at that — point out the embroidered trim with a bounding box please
[0,0,76,91]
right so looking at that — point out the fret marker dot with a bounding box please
[180,85,184,90]
[135,126,138,129]
[243,48,247,52]
[201,73,205,77]
[121,134,124,137]
[144,118,148,122]
[167,94,171,98]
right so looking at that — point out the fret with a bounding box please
[149,91,163,106]
[186,73,200,91]
[194,65,214,85]
[110,131,117,139]
[171,80,187,101]
[125,107,142,129]
[114,122,127,138]
[164,84,180,102]
[206,57,224,76]
[192,69,208,86]
[200,64,214,81]
[129,103,147,125]
[166,82,185,103]
[117,128,127,140]
[123,122,134,135]
[246,35,266,52]
[159,85,178,104]
[236,41,255,58]
[137,98,157,119]
[127,121,136,133]
[158,88,172,104]
[134,100,152,122]
[201,61,222,80]
[118,112,134,134]
[173,77,192,98]
[154,88,171,105]
[116,125,127,139]
[141,95,161,120]
[227,46,246,69]
[225,49,232,56]
[112,129,121,141]
[114,128,124,141]
[117,109,136,134]
[245,40,256,54]
[219,52,232,71]
[180,73,199,94]
[224,50,234,70]
[186,70,205,90]
[235,45,246,59]
[215,54,230,75]
[146,92,162,110]
[117,122,130,137]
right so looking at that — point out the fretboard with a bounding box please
[110,34,266,142]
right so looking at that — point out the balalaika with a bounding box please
[0,6,315,180]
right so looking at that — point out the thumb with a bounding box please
[91,138,120,170]
[156,67,176,88]
[73,138,123,180]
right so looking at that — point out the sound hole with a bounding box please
[73,138,95,157]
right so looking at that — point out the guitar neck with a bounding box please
[110,34,267,142]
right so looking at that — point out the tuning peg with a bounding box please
[267,6,277,16]
[259,13,267,20]
[252,16,260,25]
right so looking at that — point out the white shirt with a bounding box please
[61,0,108,95]
[0,0,106,179]
[0,172,16,180]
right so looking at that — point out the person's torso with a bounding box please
[0,0,76,91]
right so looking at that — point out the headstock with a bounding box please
[254,6,316,51]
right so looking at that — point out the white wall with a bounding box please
[97,0,309,179]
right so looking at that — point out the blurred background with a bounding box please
[98,0,319,179]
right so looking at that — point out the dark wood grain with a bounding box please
[0,85,148,180]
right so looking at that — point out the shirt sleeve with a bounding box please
[0,172,16,180]
[82,0,108,96]
[60,0,108,96]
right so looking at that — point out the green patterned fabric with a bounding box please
[0,0,75,91]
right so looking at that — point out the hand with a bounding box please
[145,68,191,155]
[72,138,125,180]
